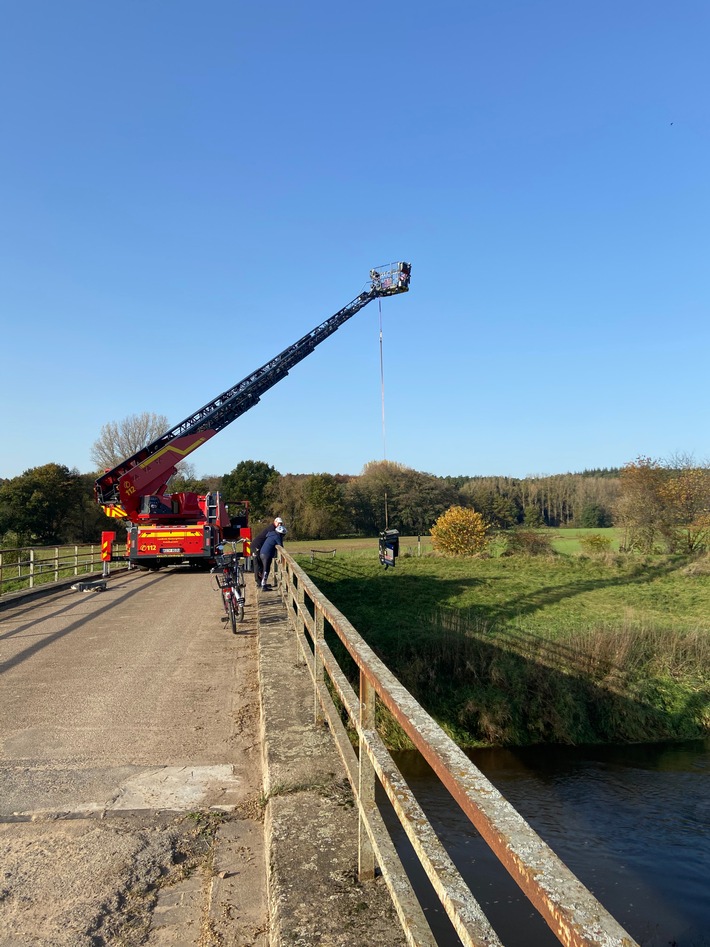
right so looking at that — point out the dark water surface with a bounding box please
[384,739,710,947]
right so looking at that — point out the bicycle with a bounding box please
[211,541,247,634]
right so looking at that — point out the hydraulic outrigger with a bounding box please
[96,262,411,569]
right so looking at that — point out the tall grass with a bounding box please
[420,608,710,745]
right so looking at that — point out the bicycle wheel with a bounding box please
[228,595,237,634]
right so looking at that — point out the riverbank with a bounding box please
[298,549,710,746]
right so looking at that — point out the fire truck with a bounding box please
[95,262,412,569]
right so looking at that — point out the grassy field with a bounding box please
[288,527,625,559]
[291,531,710,748]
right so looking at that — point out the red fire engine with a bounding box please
[95,263,411,569]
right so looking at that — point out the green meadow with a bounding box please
[291,530,710,747]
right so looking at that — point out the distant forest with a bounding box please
[252,463,622,540]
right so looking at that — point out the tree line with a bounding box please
[1,413,707,550]
[0,457,624,546]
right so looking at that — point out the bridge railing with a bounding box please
[274,548,639,947]
[0,544,104,597]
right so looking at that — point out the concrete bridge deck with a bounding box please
[0,569,403,946]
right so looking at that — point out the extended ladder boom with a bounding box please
[95,263,411,516]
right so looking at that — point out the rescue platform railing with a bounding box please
[274,547,639,947]
[0,544,104,597]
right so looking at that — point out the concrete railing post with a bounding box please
[296,579,305,664]
[257,549,640,947]
[358,670,376,882]
[314,608,325,724]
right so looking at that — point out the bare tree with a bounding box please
[90,412,169,471]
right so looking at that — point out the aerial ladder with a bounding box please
[95,262,411,569]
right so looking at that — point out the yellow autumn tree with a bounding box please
[659,468,710,552]
[617,457,710,553]
[431,505,489,557]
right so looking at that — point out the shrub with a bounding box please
[579,533,613,555]
[431,506,489,557]
[503,530,554,557]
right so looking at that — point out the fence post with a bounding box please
[54,547,59,583]
[313,609,324,724]
[295,578,305,663]
[29,548,35,589]
[358,670,376,882]
[74,545,79,576]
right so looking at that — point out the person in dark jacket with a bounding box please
[252,516,284,585]
[259,524,286,590]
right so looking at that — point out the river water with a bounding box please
[385,739,710,947]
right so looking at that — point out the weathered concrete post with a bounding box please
[358,670,376,881]
[313,609,325,724]
[295,577,305,665]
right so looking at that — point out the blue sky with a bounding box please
[1,1,708,482]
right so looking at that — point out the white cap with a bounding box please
[274,517,284,524]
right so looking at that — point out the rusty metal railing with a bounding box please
[274,548,639,947]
